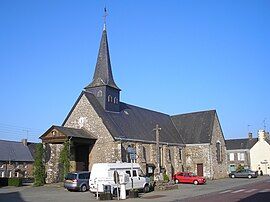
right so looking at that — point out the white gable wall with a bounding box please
[250,130,270,175]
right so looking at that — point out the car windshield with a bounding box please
[65,173,77,180]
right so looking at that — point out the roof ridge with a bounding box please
[172,109,216,117]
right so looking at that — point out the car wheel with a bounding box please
[144,184,150,193]
[231,174,235,178]
[193,180,198,185]
[248,175,252,179]
[175,179,179,184]
[80,184,87,192]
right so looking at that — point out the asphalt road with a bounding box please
[0,176,269,202]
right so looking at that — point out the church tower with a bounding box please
[84,22,121,112]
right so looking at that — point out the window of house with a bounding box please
[114,97,118,104]
[15,172,19,177]
[1,171,4,177]
[229,153,234,161]
[0,164,5,169]
[133,170,137,177]
[126,170,131,177]
[237,153,245,161]
[9,171,12,178]
[168,148,171,162]
[216,142,222,163]
[108,95,112,102]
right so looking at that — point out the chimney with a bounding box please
[258,130,266,142]
[248,132,253,140]
[22,139,27,146]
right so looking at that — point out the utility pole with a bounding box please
[153,124,161,178]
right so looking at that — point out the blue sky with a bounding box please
[0,0,269,142]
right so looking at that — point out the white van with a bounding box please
[89,162,150,194]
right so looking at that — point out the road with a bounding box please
[182,179,270,202]
[0,176,269,202]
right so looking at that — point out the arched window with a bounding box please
[97,90,102,97]
[114,97,118,104]
[108,95,112,102]
[216,141,222,163]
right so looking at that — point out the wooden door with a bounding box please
[197,163,203,176]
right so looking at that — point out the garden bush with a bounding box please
[8,178,22,187]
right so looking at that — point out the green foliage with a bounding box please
[8,178,22,187]
[33,143,45,186]
[163,173,169,182]
[59,141,70,182]
[236,164,244,172]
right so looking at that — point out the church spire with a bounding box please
[85,8,120,91]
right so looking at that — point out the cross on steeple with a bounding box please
[103,7,108,30]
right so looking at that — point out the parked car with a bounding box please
[229,169,258,179]
[64,171,91,192]
[89,163,151,194]
[173,172,206,185]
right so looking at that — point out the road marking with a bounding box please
[245,189,258,193]
[219,190,232,194]
[258,189,270,193]
[231,189,246,193]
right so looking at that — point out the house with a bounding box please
[226,130,270,175]
[250,130,270,175]
[225,133,256,172]
[40,21,227,183]
[0,139,36,178]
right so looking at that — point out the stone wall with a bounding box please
[210,114,228,179]
[226,149,250,172]
[185,144,212,178]
[63,94,118,170]
[44,143,63,183]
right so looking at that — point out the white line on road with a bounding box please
[245,189,258,193]
[231,189,246,193]
[219,190,232,194]
[258,189,270,193]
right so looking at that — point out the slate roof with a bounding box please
[82,92,184,145]
[0,140,34,162]
[225,138,258,150]
[41,125,96,140]
[171,110,216,144]
[85,28,120,90]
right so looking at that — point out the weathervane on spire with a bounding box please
[103,7,108,30]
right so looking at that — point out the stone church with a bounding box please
[40,22,227,183]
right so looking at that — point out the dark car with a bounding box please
[64,171,91,192]
[173,172,206,185]
[229,169,258,179]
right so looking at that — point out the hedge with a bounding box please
[8,178,22,187]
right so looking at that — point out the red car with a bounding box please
[173,172,206,185]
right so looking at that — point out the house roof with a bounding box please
[40,125,96,140]
[84,27,120,91]
[171,110,216,144]
[83,92,184,145]
[225,138,258,150]
[0,140,34,162]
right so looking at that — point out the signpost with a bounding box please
[127,145,136,190]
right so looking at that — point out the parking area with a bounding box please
[0,176,269,202]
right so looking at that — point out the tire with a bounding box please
[231,174,235,178]
[80,184,87,192]
[175,179,179,184]
[193,180,198,185]
[144,184,150,193]
[248,175,252,179]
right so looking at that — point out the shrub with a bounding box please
[59,141,70,182]
[236,164,244,172]
[163,173,169,182]
[8,178,22,187]
[33,143,45,186]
